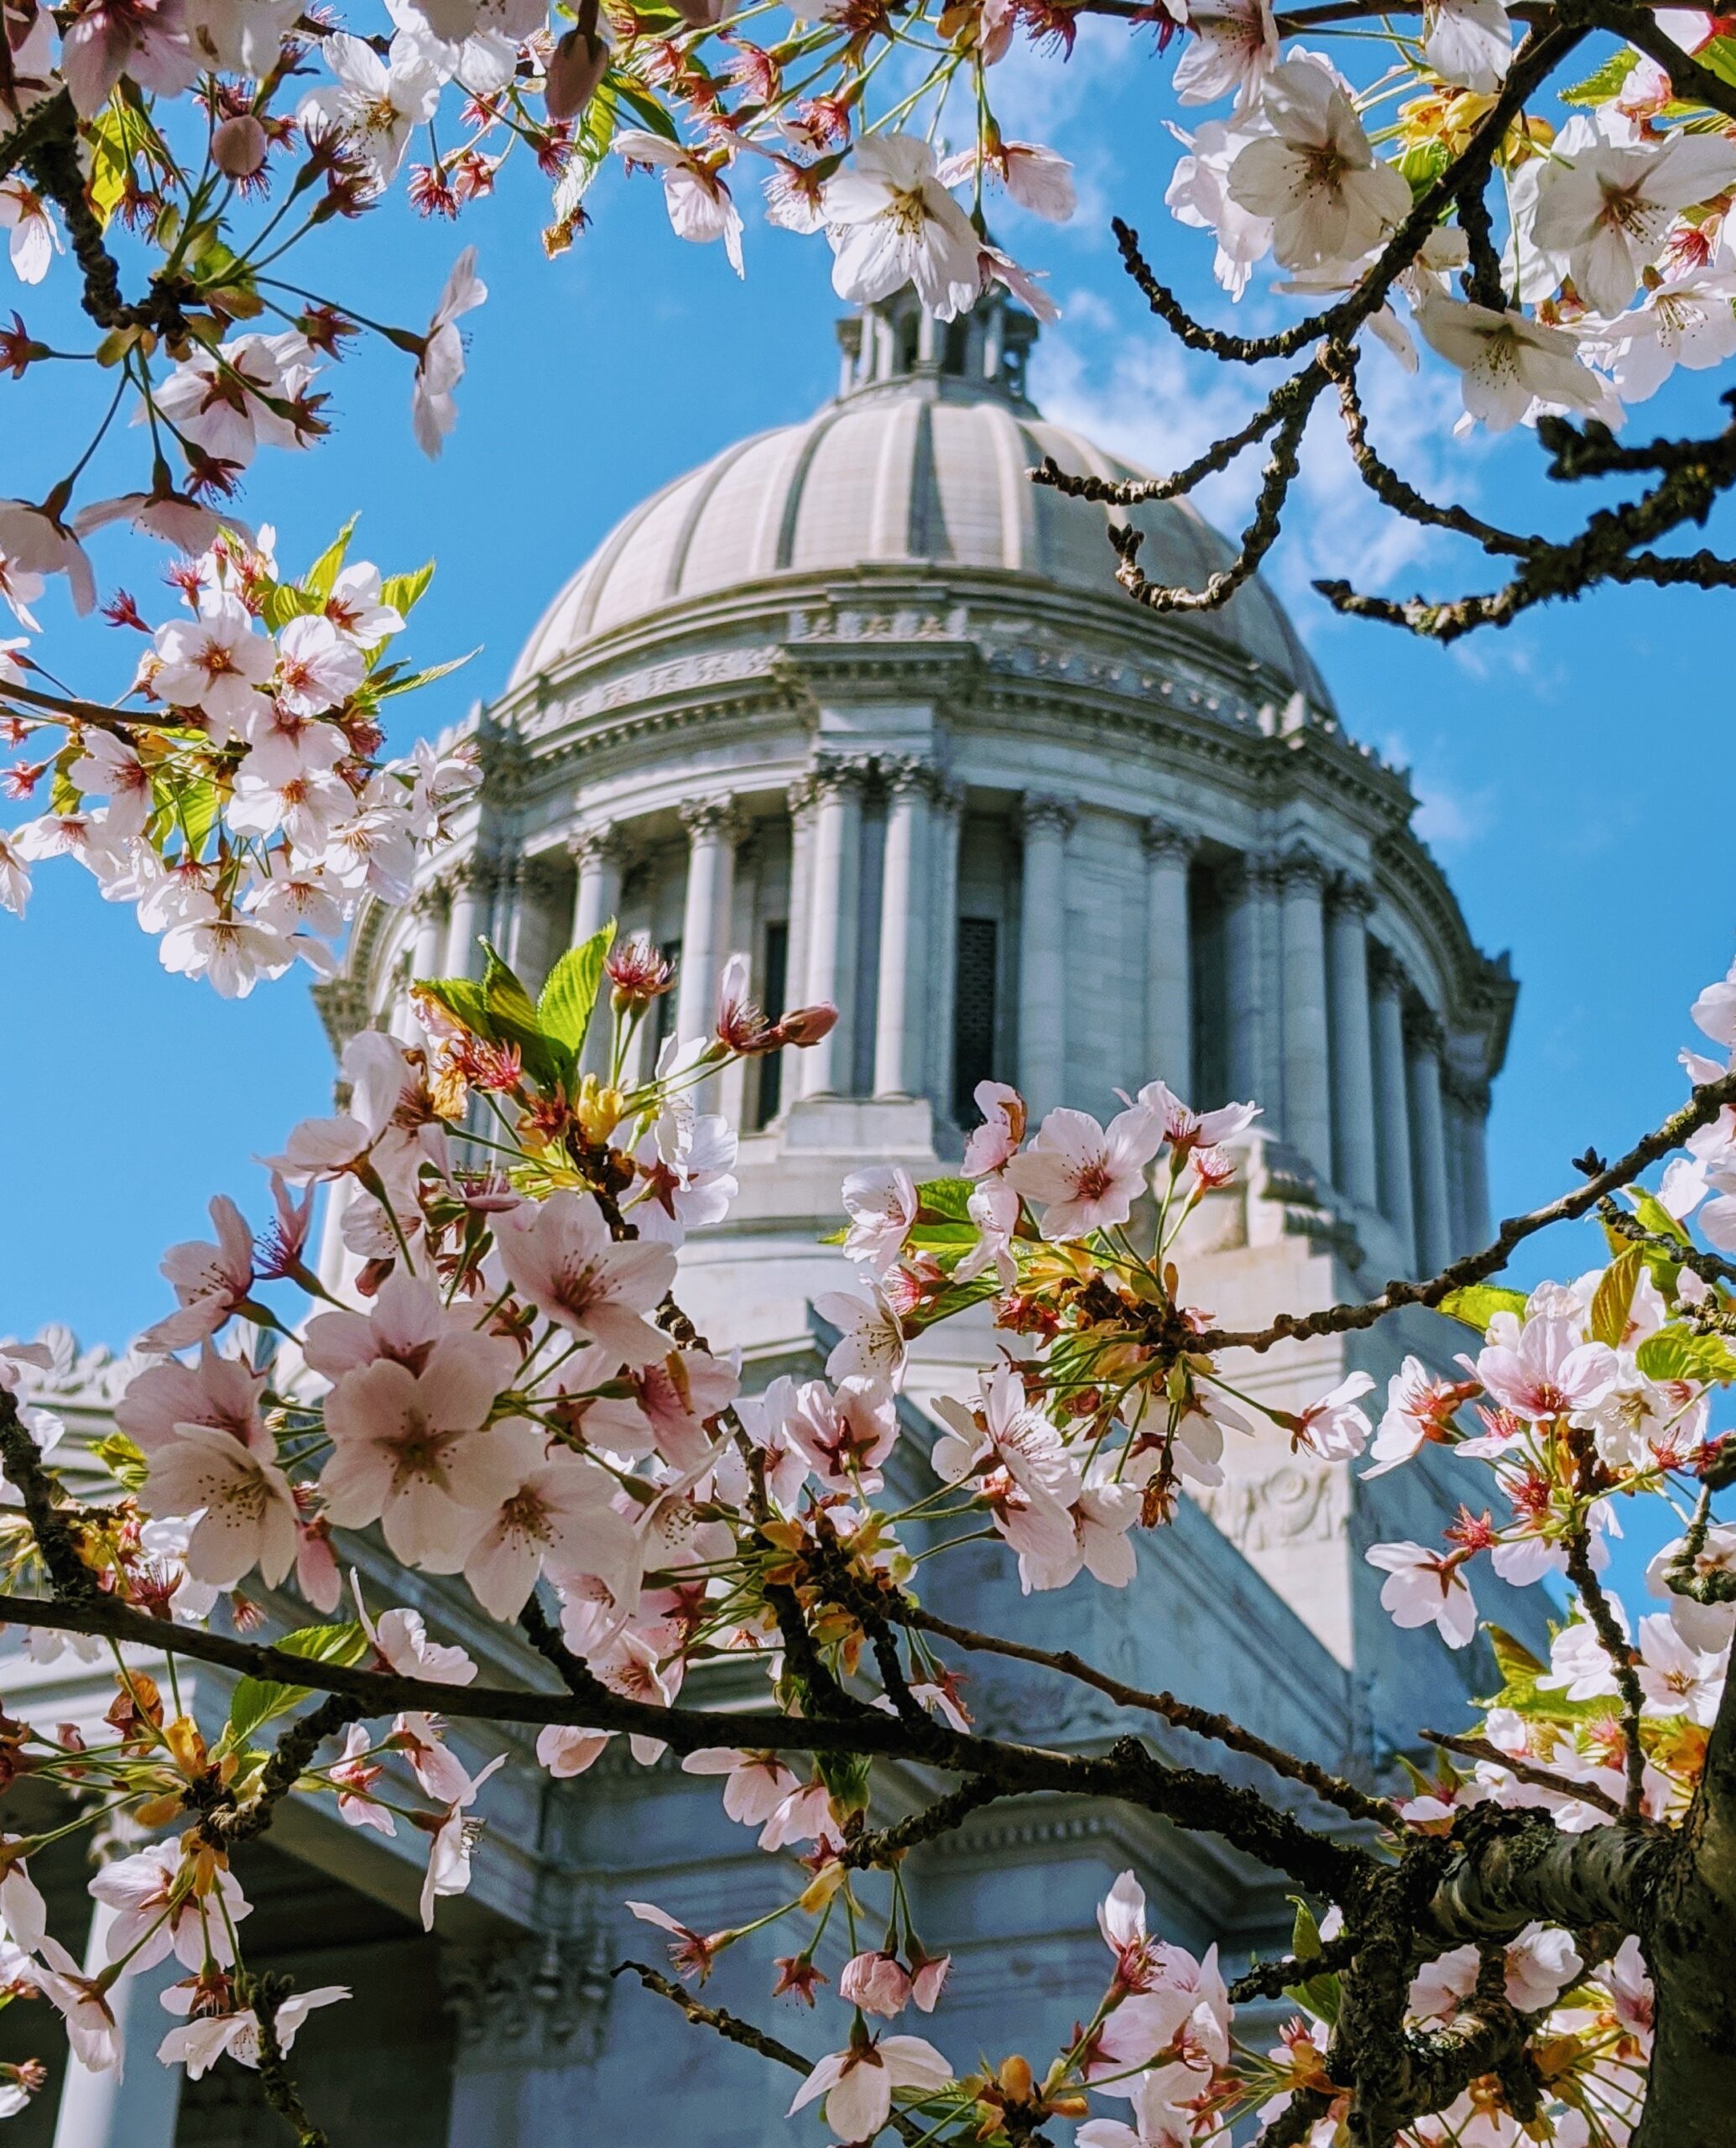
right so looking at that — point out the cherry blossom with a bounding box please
[412,248,487,459]
[614,133,745,277]
[494,1192,675,1364]
[1172,0,1279,109]
[1003,1102,1165,1238]
[1286,1370,1374,1461]
[1365,1540,1478,1648]
[419,1753,507,1927]
[821,135,982,321]
[158,1985,348,2078]
[1475,1315,1617,1423]
[143,1426,299,1589]
[425,1419,636,1619]
[1415,297,1605,432]
[840,1165,920,1273]
[1533,134,1736,319]
[812,1276,908,1389]
[141,1195,255,1353]
[787,2031,951,2140]
[90,1842,251,1974]
[1227,59,1410,272]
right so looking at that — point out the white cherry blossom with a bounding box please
[1227,59,1410,272]
[787,2032,951,2141]
[1534,134,1736,318]
[821,135,982,322]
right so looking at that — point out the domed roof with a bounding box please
[508,291,1332,712]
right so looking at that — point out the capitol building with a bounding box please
[4,288,1538,2148]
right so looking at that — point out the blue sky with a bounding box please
[2,28,1729,1602]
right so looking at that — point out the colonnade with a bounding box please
[400,773,1492,1275]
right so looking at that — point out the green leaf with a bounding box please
[414,973,496,1039]
[1397,138,1450,196]
[915,1177,975,1224]
[903,1271,1000,1331]
[1635,1327,1736,1385]
[91,1431,148,1492]
[1283,1898,1342,2026]
[300,515,358,603]
[164,773,222,860]
[380,561,435,620]
[1436,1282,1528,1335]
[1561,47,1639,104]
[612,75,681,140]
[482,940,567,1089]
[372,649,478,700]
[1629,1188,1691,1248]
[1589,1247,1640,1349]
[226,1621,368,1747]
[537,920,615,1052]
[1697,34,1736,90]
[87,95,157,229]
[259,579,318,630]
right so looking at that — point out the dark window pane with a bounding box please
[756,920,790,1128]
[952,915,998,1125]
[653,937,682,1061]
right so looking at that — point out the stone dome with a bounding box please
[507,289,1332,712]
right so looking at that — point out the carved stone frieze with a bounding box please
[440,1929,613,2072]
[1195,1462,1349,1553]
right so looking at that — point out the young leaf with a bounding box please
[915,1177,975,1223]
[225,1620,368,1746]
[414,974,495,1040]
[1589,1246,1640,1349]
[373,650,479,700]
[1283,1897,1342,2025]
[1560,47,1639,103]
[538,920,615,1052]
[301,514,359,603]
[380,561,435,620]
[482,940,567,1089]
[1436,1282,1528,1335]
[1635,1327,1736,1385]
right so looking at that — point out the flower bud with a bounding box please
[838,1949,912,2018]
[546,22,610,120]
[212,114,268,180]
[768,1000,838,1049]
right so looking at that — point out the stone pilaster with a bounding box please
[1368,941,1417,1268]
[1017,794,1075,1120]
[1279,845,1332,1172]
[1405,1001,1453,1278]
[569,824,628,948]
[675,796,744,1047]
[1141,818,1196,1096]
[797,759,869,1100]
[1326,876,1379,1207]
[925,778,965,1118]
[441,1932,613,2148]
[873,759,936,1099]
[445,855,496,982]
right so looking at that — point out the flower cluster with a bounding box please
[0,925,1733,2143]
[0,520,476,990]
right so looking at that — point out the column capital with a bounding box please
[410,880,450,919]
[515,852,564,897]
[1442,1065,1492,1117]
[1019,792,1076,838]
[448,852,499,894]
[1327,872,1377,920]
[1141,816,1198,864]
[1367,938,1407,995]
[568,821,630,872]
[814,751,876,797]
[678,793,747,844]
[1279,842,1331,894]
[440,1930,612,2071]
[1404,1000,1447,1055]
[883,753,940,800]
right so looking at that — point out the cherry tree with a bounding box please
[6,0,1736,2141]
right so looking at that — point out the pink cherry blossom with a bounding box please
[91,1842,250,1974]
[840,1165,920,1274]
[812,1277,908,1390]
[321,1344,519,1565]
[1003,1103,1164,1239]
[425,1419,637,1619]
[141,1194,254,1352]
[838,1949,913,2018]
[962,1081,1025,1178]
[1288,1370,1374,1462]
[1476,1317,1618,1423]
[143,1425,299,1589]
[680,1747,800,1826]
[495,1191,675,1365]
[116,1344,265,1454]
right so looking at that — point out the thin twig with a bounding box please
[1421,1730,1629,1822]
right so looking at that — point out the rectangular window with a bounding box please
[755,920,790,1129]
[952,916,998,1126]
[1188,867,1228,1108]
[652,937,682,1064]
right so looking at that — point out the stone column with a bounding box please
[873,761,933,1098]
[570,826,625,947]
[925,780,963,1118]
[1326,877,1379,1207]
[1017,795,1075,1121]
[675,797,742,1046]
[1457,1074,1494,1247]
[51,1897,182,2148]
[1280,847,1332,1170]
[1368,942,1416,1266]
[798,762,867,1100]
[412,882,448,983]
[506,857,559,988]
[1142,819,1195,1095]
[785,776,819,1043]
[1225,852,1282,1112]
[445,858,492,980]
[441,1932,612,2148]
[1405,1004,1454,1277]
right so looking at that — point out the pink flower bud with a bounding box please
[769,1001,838,1049]
[837,1949,912,2018]
[212,114,268,180]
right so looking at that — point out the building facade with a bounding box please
[3,288,1533,2148]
